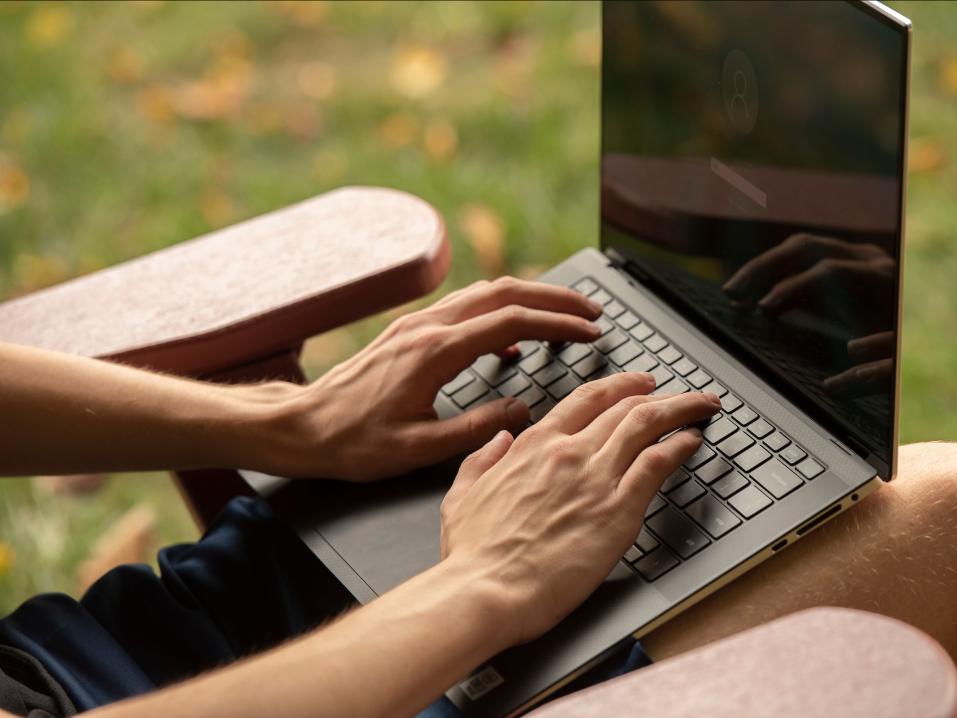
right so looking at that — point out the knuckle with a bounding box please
[494,275,519,291]
[403,325,448,354]
[642,446,671,475]
[500,304,528,324]
[631,402,661,426]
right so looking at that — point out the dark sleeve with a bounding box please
[0,646,75,718]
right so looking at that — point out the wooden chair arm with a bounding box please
[528,607,957,718]
[0,186,449,376]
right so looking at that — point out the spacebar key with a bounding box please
[646,505,711,559]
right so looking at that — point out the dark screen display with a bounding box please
[601,0,907,472]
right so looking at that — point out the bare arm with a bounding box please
[0,277,603,479]
[85,376,718,718]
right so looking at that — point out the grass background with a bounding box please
[0,1,954,616]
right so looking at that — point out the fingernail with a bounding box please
[705,391,720,405]
[587,322,602,336]
[640,371,656,386]
[493,429,512,443]
[688,427,703,439]
[588,300,603,314]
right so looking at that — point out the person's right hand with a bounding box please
[439,373,720,645]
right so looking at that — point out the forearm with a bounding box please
[0,342,281,476]
[89,557,513,718]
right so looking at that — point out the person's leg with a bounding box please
[641,441,957,662]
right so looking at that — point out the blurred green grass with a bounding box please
[0,1,954,615]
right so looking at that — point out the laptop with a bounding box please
[243,1,910,715]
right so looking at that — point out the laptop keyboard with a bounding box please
[439,276,827,583]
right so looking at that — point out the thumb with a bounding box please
[444,428,514,508]
[423,397,529,464]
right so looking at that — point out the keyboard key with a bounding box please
[605,300,626,318]
[617,310,640,330]
[572,277,598,295]
[533,362,568,387]
[529,399,555,422]
[652,379,687,396]
[646,506,711,559]
[594,329,628,354]
[717,432,754,458]
[686,494,741,538]
[442,371,474,395]
[516,341,540,358]
[595,316,615,335]
[629,323,654,341]
[624,545,642,563]
[729,485,773,518]
[748,418,774,439]
[644,334,668,353]
[469,391,500,408]
[683,444,716,470]
[670,479,706,507]
[608,341,642,367]
[589,364,618,380]
[634,547,679,581]
[645,494,667,517]
[731,405,758,426]
[765,431,791,452]
[672,357,697,376]
[557,342,594,366]
[702,417,736,444]
[636,528,659,553]
[695,457,733,484]
[573,352,608,379]
[649,365,674,389]
[520,350,552,374]
[752,458,803,499]
[515,384,545,407]
[720,393,744,413]
[624,353,658,373]
[660,468,690,493]
[452,380,490,408]
[708,382,729,397]
[658,345,682,365]
[497,373,531,397]
[713,471,749,499]
[686,369,712,389]
[473,354,518,387]
[735,445,771,472]
[796,457,825,479]
[592,289,613,305]
[780,444,807,465]
[547,373,581,400]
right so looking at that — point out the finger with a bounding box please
[847,331,894,362]
[575,392,671,449]
[538,372,657,435]
[432,277,602,324]
[439,305,601,367]
[722,233,841,302]
[594,392,719,477]
[617,428,704,509]
[495,344,521,360]
[822,358,892,399]
[444,429,514,505]
[411,397,529,465]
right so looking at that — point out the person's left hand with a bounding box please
[252,277,604,481]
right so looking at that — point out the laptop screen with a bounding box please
[601,0,908,475]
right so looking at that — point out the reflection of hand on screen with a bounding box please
[822,331,894,399]
[721,233,895,332]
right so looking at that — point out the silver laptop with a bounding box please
[244,1,910,715]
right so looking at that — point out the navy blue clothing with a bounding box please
[0,497,651,717]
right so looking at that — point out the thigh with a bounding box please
[641,442,957,661]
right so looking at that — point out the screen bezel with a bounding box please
[598,0,911,480]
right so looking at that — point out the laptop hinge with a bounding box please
[604,247,651,284]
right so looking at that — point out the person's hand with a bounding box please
[438,373,720,645]
[255,277,604,481]
[822,330,894,399]
[722,233,894,333]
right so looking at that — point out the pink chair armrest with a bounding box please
[528,608,957,718]
[0,186,449,376]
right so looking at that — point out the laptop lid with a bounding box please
[600,0,910,480]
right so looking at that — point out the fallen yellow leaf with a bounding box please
[26,4,73,48]
[378,112,418,148]
[297,61,338,100]
[424,119,458,162]
[200,188,236,227]
[109,45,144,84]
[0,543,14,576]
[572,28,601,67]
[460,203,506,276]
[909,136,947,175]
[939,57,957,95]
[391,46,447,99]
[0,159,30,208]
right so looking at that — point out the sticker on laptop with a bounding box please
[459,665,504,700]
